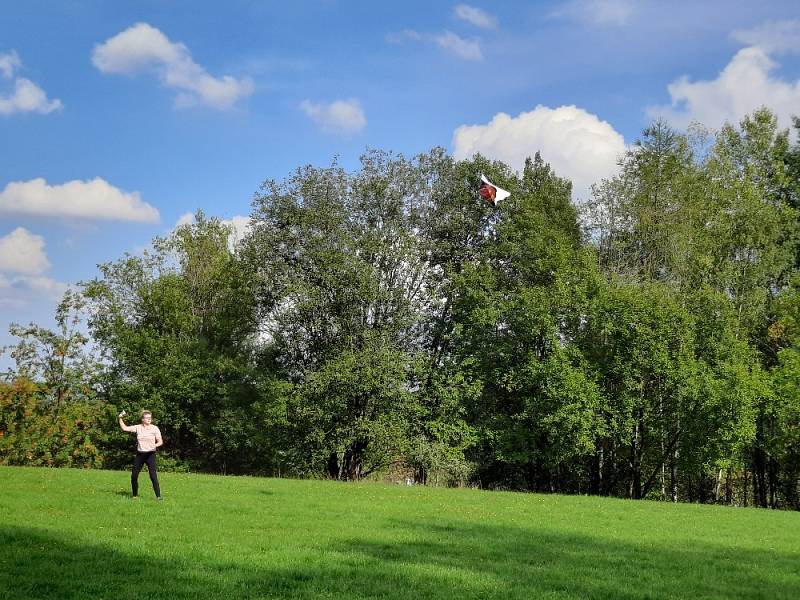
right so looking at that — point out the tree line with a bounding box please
[2,108,799,509]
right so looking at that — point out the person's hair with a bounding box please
[141,410,153,419]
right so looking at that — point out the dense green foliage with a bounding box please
[0,379,117,468]
[3,108,800,508]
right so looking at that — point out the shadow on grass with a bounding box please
[0,520,797,600]
[335,519,800,599]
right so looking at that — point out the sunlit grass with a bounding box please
[1,466,798,599]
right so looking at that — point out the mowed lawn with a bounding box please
[1,466,798,599]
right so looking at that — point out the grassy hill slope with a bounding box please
[1,466,798,599]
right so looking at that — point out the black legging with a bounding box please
[132,451,161,498]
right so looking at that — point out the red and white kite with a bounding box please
[479,174,510,206]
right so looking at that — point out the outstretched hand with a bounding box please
[118,410,126,418]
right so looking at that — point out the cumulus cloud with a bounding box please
[0,177,160,223]
[224,215,251,245]
[0,274,69,311]
[550,0,635,26]
[0,227,68,349]
[92,22,254,110]
[0,50,63,115]
[300,98,367,136]
[175,212,194,228]
[647,46,800,131]
[0,274,67,295]
[387,29,482,61]
[0,227,50,275]
[454,5,498,29]
[0,50,21,78]
[452,105,626,202]
[732,20,800,55]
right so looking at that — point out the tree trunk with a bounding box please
[753,418,768,508]
[414,465,428,485]
[743,465,749,508]
[327,451,339,479]
[341,440,368,480]
[753,446,768,508]
[670,449,678,502]
[768,456,778,509]
[630,416,642,499]
[725,467,733,505]
[589,447,602,495]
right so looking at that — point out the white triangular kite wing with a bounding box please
[480,173,510,203]
[494,185,511,202]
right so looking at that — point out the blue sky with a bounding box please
[2,0,800,367]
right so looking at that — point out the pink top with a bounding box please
[133,424,162,452]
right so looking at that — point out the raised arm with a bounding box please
[118,412,136,433]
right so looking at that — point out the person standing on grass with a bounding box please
[119,410,163,500]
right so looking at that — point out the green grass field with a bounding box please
[1,466,798,599]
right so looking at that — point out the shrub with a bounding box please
[0,378,119,468]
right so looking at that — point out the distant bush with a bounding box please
[0,378,119,468]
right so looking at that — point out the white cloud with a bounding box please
[175,212,195,227]
[452,105,626,202]
[647,46,800,131]
[386,29,423,44]
[0,78,64,115]
[732,20,800,55]
[0,275,69,311]
[222,215,251,246]
[0,227,68,360]
[0,177,160,223]
[0,227,68,345]
[433,31,482,60]
[0,227,50,275]
[387,29,482,61]
[92,22,254,110]
[300,98,367,136]
[0,50,62,115]
[454,5,498,30]
[7,275,67,295]
[0,50,21,78]
[550,0,635,26]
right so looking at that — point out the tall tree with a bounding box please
[244,149,475,480]
[450,153,604,491]
[585,120,699,285]
[1,291,118,469]
[3,290,101,412]
[83,214,272,473]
